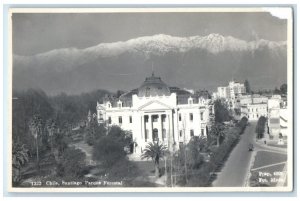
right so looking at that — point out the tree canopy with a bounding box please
[214,99,231,123]
[244,79,251,94]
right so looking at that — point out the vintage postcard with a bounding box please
[7,7,294,192]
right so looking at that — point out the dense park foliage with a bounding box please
[165,116,249,187]
[11,88,125,186]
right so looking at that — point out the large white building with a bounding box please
[96,73,214,154]
[215,80,246,109]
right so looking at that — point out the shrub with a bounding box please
[93,136,126,168]
[56,147,86,179]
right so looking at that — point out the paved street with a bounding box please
[212,122,257,187]
[212,121,288,187]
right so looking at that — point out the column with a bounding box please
[170,110,174,146]
[158,114,163,142]
[141,114,145,141]
[167,113,171,149]
[149,115,153,142]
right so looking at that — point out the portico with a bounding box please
[140,109,174,149]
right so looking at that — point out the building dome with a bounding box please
[138,73,171,97]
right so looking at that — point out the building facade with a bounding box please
[96,73,214,154]
[240,103,268,121]
[267,95,287,138]
[216,80,246,109]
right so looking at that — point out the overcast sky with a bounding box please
[13,12,287,56]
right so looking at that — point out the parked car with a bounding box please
[248,143,254,151]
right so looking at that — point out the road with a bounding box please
[212,122,256,187]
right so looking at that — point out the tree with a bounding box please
[185,137,205,169]
[85,117,106,145]
[256,116,267,139]
[209,123,226,147]
[53,131,68,158]
[93,136,127,168]
[56,147,86,179]
[141,142,167,178]
[280,84,287,95]
[244,79,251,94]
[29,115,43,169]
[274,87,281,94]
[108,126,132,147]
[12,143,29,185]
[46,118,58,155]
[214,99,231,123]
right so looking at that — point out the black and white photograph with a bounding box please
[8,7,293,192]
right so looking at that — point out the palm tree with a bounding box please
[29,115,42,168]
[46,119,57,155]
[12,143,29,184]
[209,123,226,147]
[141,142,167,178]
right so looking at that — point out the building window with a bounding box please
[201,129,204,136]
[153,128,159,141]
[99,113,103,120]
[179,113,182,121]
[179,130,183,137]
[162,129,166,139]
[189,99,193,105]
[145,116,149,123]
[118,116,122,124]
[190,129,194,137]
[108,116,111,124]
[190,113,193,121]
[200,112,204,121]
[129,116,132,123]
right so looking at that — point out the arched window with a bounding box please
[153,128,158,141]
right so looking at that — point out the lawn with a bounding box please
[249,150,287,187]
[252,151,287,169]
[250,163,286,187]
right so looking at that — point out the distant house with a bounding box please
[240,103,268,121]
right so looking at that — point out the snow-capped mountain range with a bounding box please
[13,33,287,95]
[15,33,286,60]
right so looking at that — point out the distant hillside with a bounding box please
[13,34,287,95]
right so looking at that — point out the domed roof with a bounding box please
[138,73,171,97]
